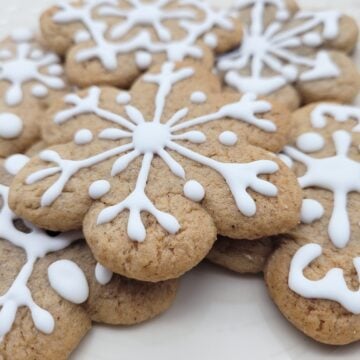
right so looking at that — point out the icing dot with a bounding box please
[74,129,93,145]
[219,131,238,146]
[302,32,322,47]
[0,113,23,139]
[183,180,205,202]
[190,91,207,104]
[30,49,44,60]
[135,51,152,70]
[48,260,89,304]
[47,64,63,76]
[278,153,293,168]
[300,199,324,224]
[89,180,111,199]
[31,85,48,98]
[74,30,91,43]
[204,33,218,48]
[95,263,113,285]
[116,91,131,105]
[296,132,325,153]
[282,65,298,81]
[10,28,34,42]
[4,154,30,176]
[276,9,289,21]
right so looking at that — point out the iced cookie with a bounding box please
[265,103,360,345]
[0,162,178,359]
[40,0,243,88]
[217,0,360,110]
[0,29,67,157]
[10,62,301,282]
[207,236,274,274]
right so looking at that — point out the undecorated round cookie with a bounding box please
[217,0,360,110]
[207,236,275,274]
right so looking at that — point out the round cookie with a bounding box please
[207,236,274,274]
[265,103,360,345]
[217,0,360,110]
[40,0,243,88]
[9,62,302,282]
[0,29,67,157]
[0,163,178,358]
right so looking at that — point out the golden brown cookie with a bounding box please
[265,103,360,345]
[207,236,274,274]
[0,29,67,157]
[9,62,301,282]
[217,0,360,110]
[0,164,178,359]
[40,0,243,88]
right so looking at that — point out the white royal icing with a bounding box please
[217,0,341,95]
[311,104,360,132]
[219,131,238,146]
[53,0,234,70]
[296,132,325,153]
[0,35,65,106]
[89,179,111,199]
[4,154,30,176]
[95,262,113,285]
[183,180,205,202]
[0,180,81,342]
[285,130,360,248]
[203,33,218,48]
[135,51,152,70]
[48,260,89,304]
[289,243,360,314]
[277,153,293,168]
[190,91,207,104]
[27,62,279,242]
[116,91,132,105]
[300,199,324,224]
[10,28,34,43]
[74,128,94,145]
[0,113,23,139]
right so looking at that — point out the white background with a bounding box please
[1,1,360,359]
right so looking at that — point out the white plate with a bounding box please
[1,1,360,359]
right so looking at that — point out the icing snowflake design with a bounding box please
[0,34,65,107]
[26,62,279,242]
[53,0,234,70]
[217,0,340,95]
[0,179,83,342]
[285,130,360,249]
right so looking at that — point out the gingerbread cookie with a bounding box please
[9,62,301,283]
[0,161,178,358]
[0,28,67,157]
[40,0,243,88]
[217,0,360,110]
[265,103,360,345]
[207,236,274,274]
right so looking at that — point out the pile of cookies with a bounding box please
[1,0,360,357]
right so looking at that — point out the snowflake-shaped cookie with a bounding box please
[217,0,360,110]
[0,29,67,157]
[0,159,177,358]
[10,62,301,282]
[40,0,242,87]
[265,103,360,345]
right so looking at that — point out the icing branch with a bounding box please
[54,87,136,131]
[167,141,278,216]
[171,93,276,132]
[284,130,360,248]
[0,184,81,341]
[289,243,360,314]
[26,143,134,207]
[311,104,360,132]
[97,153,180,241]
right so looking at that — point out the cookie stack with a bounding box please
[0,0,360,357]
